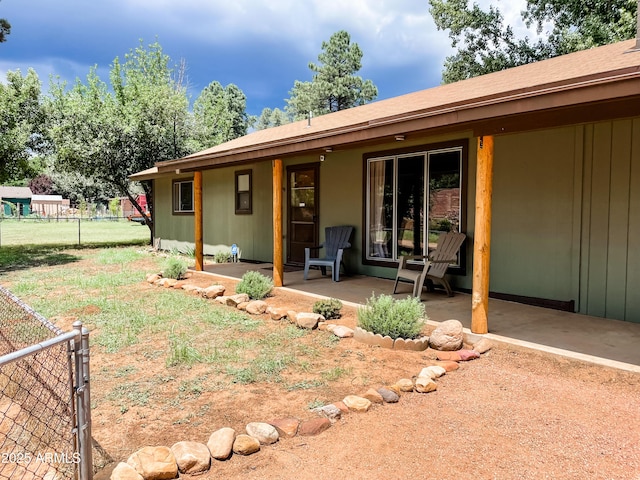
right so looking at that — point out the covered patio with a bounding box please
[201,261,640,372]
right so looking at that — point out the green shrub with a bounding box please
[163,256,188,280]
[312,298,343,320]
[214,250,230,264]
[357,294,426,340]
[235,271,273,299]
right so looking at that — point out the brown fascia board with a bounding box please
[156,67,640,174]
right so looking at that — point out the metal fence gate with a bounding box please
[0,286,92,480]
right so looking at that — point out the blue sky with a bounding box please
[1,0,526,118]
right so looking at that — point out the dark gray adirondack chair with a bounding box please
[304,226,353,282]
[393,231,466,298]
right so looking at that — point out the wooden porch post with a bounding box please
[194,170,204,271]
[272,159,283,287]
[472,135,494,334]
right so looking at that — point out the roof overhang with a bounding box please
[130,41,640,179]
[158,71,640,175]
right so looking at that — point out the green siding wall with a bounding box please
[490,118,640,322]
[152,117,640,322]
[153,163,273,261]
[579,119,640,321]
[490,127,577,302]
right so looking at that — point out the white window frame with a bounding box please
[173,179,194,213]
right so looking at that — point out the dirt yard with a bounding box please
[86,269,640,480]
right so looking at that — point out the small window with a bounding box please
[235,170,252,214]
[173,180,194,213]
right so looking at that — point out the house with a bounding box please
[131,39,640,328]
[0,186,33,216]
[31,194,70,217]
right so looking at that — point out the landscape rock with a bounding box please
[384,384,402,396]
[181,284,202,294]
[127,446,177,480]
[163,279,178,288]
[298,417,331,436]
[429,319,464,351]
[233,434,261,455]
[246,300,268,315]
[207,427,236,460]
[312,404,342,423]
[296,312,323,329]
[432,360,460,372]
[361,388,384,404]
[331,325,354,338]
[267,307,287,320]
[226,293,250,306]
[458,349,481,361]
[415,376,438,393]
[268,417,299,438]
[419,366,446,379]
[377,387,400,403]
[473,337,493,354]
[246,422,279,445]
[331,401,349,413]
[146,274,161,284]
[343,395,372,412]
[170,441,210,475]
[110,462,143,480]
[286,310,298,323]
[395,378,414,392]
[202,285,225,298]
[436,351,462,362]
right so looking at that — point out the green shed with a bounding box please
[0,186,33,216]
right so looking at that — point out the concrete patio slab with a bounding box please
[200,262,640,373]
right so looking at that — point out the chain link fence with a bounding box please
[0,286,92,480]
[0,217,150,248]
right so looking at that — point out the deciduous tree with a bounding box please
[47,41,191,232]
[0,69,46,183]
[428,0,637,83]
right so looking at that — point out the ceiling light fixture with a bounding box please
[395,135,405,141]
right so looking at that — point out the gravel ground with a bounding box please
[178,343,640,480]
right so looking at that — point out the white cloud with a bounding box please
[120,0,451,68]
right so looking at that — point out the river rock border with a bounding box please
[111,274,493,480]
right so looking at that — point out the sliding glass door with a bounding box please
[366,146,463,263]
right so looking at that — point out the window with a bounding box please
[235,170,252,214]
[173,180,194,213]
[366,144,465,267]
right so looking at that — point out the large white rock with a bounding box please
[415,376,438,393]
[127,446,177,480]
[246,300,268,315]
[110,462,143,480]
[419,365,447,379]
[170,441,210,474]
[207,427,236,460]
[246,422,279,445]
[429,319,464,351]
[296,312,323,329]
[342,395,372,412]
